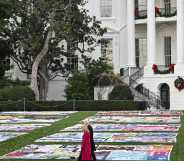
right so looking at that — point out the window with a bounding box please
[164,0,171,16]
[100,0,112,17]
[138,0,147,11]
[67,41,78,71]
[101,39,113,63]
[164,36,171,65]
[135,39,140,67]
[135,38,147,67]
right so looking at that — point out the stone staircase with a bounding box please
[121,68,163,109]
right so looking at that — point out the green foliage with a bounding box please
[65,58,113,100]
[84,57,113,85]
[0,0,15,32]
[109,85,133,100]
[0,79,30,89]
[0,40,12,79]
[83,57,113,98]
[65,72,90,100]
[1,0,106,78]
[0,86,35,101]
[0,0,14,79]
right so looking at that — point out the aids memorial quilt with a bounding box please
[63,123,180,132]
[0,144,80,160]
[0,124,51,132]
[84,116,180,124]
[97,145,173,160]
[35,132,177,143]
[0,111,76,116]
[0,111,76,123]
[0,132,27,142]
[1,144,173,160]
[97,111,182,116]
[0,118,60,124]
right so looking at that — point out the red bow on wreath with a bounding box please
[152,64,158,72]
[169,64,175,72]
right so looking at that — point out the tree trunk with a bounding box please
[31,31,52,101]
[39,69,49,101]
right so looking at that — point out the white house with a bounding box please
[9,0,184,110]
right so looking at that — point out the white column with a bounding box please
[127,0,136,67]
[177,0,184,64]
[147,0,156,65]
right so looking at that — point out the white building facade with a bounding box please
[9,0,184,110]
[90,0,184,110]
[87,0,184,110]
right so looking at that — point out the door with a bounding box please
[160,84,170,109]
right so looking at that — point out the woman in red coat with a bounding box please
[78,123,92,161]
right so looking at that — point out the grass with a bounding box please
[0,111,183,161]
[170,114,184,161]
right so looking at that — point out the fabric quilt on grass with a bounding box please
[0,124,51,132]
[63,123,180,132]
[83,116,180,124]
[96,111,182,116]
[0,144,173,160]
[35,132,177,143]
[0,132,27,142]
[0,111,76,116]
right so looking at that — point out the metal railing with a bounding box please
[135,7,177,19]
[120,68,129,78]
[129,67,144,84]
[159,7,177,17]
[135,10,147,19]
[129,68,162,109]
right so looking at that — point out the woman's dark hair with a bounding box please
[87,124,96,151]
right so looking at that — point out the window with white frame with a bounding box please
[171,0,176,8]
[164,0,171,15]
[135,38,147,67]
[138,0,147,11]
[67,41,78,71]
[101,38,113,63]
[164,36,171,65]
[100,0,112,17]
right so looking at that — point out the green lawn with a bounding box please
[0,111,183,161]
[170,113,184,161]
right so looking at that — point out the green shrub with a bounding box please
[0,100,146,111]
[109,85,133,100]
[0,80,30,89]
[0,86,35,101]
[65,72,91,100]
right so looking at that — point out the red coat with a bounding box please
[81,131,91,160]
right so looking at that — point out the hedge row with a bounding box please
[0,80,30,89]
[0,86,35,101]
[0,100,146,111]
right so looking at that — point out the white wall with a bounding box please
[47,77,67,101]
[140,75,184,110]
[86,0,128,74]
[7,61,28,81]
